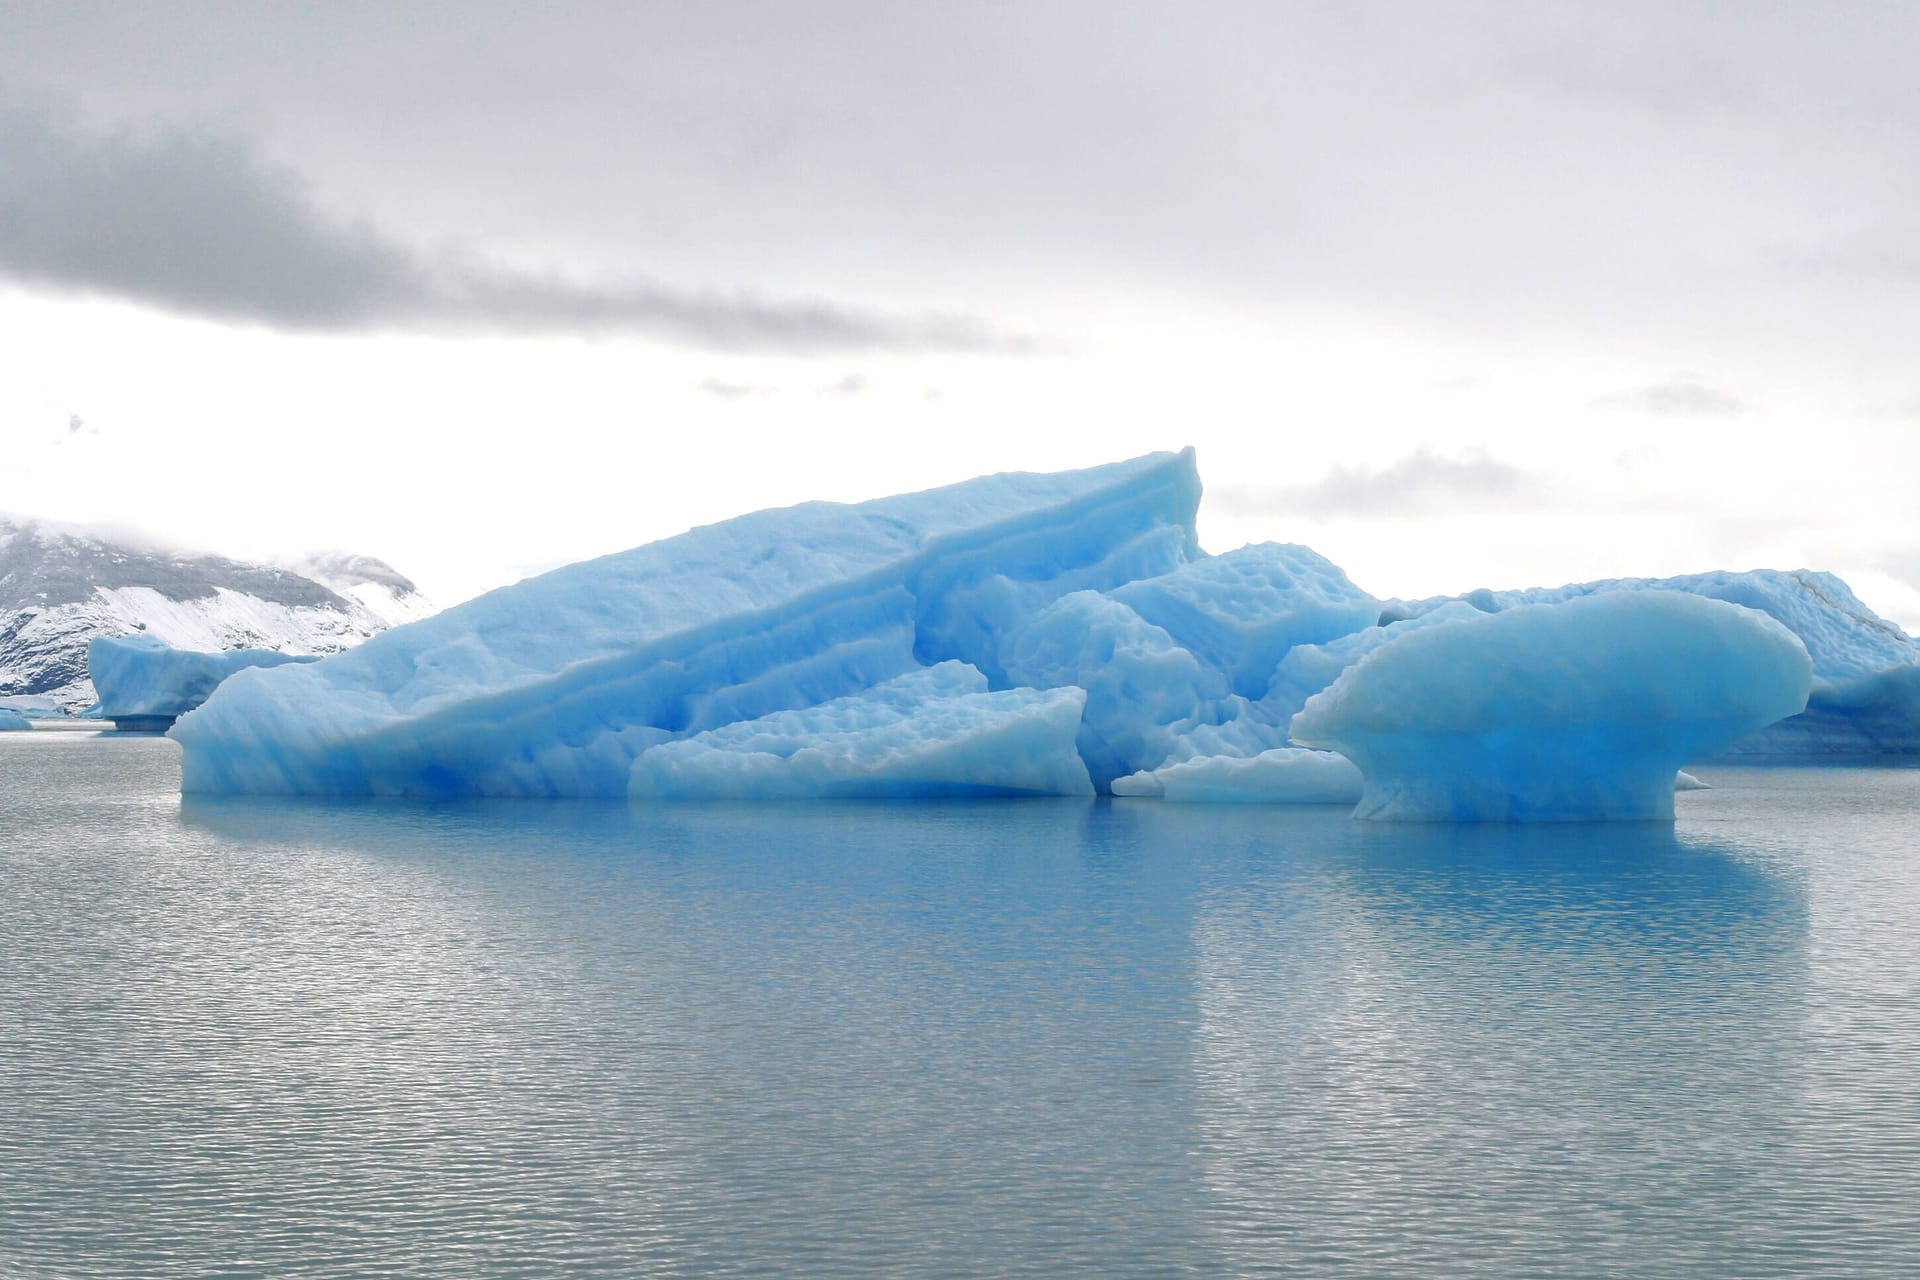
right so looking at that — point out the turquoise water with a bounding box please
[3,732,1919,1277]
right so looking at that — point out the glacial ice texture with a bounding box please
[1387,570,1920,756]
[174,451,1202,797]
[629,663,1093,799]
[1291,593,1813,821]
[0,707,29,731]
[1110,748,1363,804]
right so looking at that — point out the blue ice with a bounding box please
[88,635,318,727]
[629,662,1093,798]
[167,450,1900,818]
[1110,747,1362,804]
[1290,592,1813,821]
[1387,570,1920,756]
[174,451,1203,796]
[0,707,30,731]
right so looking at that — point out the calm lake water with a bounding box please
[3,731,1919,1278]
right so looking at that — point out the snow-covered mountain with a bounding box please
[0,518,433,712]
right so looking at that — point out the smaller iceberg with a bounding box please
[0,695,66,720]
[0,707,30,731]
[1111,748,1362,804]
[1291,593,1812,822]
[88,635,318,731]
[629,662,1094,799]
[1386,569,1920,757]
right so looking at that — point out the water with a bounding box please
[3,732,1918,1277]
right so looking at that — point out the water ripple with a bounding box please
[3,737,1918,1276]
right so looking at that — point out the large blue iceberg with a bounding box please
[1290,593,1813,821]
[169,449,1912,818]
[0,707,30,731]
[87,634,319,731]
[175,451,1202,796]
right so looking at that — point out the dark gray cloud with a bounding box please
[1592,375,1747,418]
[1212,448,1546,521]
[4,2,1918,371]
[0,95,1036,354]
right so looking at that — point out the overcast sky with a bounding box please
[3,1,1918,629]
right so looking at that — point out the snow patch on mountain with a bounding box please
[0,517,432,711]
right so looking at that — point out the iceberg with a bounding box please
[1002,590,1229,788]
[1264,601,1486,724]
[174,451,1203,797]
[995,543,1374,787]
[629,662,1093,798]
[1290,593,1813,821]
[0,706,29,731]
[1110,747,1362,804]
[87,634,319,731]
[166,447,1911,813]
[1387,570,1920,756]
[0,694,66,719]
[1108,542,1378,697]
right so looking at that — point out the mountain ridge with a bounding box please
[0,517,432,711]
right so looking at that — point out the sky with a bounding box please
[2,1,1918,629]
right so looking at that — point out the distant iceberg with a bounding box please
[0,694,64,720]
[88,634,319,731]
[1290,593,1812,821]
[0,707,30,731]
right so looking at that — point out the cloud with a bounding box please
[1495,41,1758,118]
[0,95,1040,355]
[817,373,868,399]
[1211,448,1548,521]
[695,378,776,401]
[1591,374,1746,417]
[1776,220,1920,289]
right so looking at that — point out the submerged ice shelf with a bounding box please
[169,450,1917,821]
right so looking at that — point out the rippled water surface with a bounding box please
[4,732,1919,1277]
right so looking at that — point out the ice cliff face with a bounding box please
[0,519,431,711]
[175,450,1204,797]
